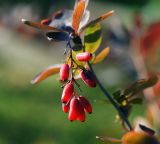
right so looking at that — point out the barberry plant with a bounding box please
[22,0,159,143]
[22,0,113,123]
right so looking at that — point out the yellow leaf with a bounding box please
[84,23,102,53]
[85,37,102,53]
[65,51,85,77]
[31,64,62,84]
[92,47,110,64]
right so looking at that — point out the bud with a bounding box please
[40,18,52,25]
[60,64,70,81]
[62,103,70,113]
[76,52,92,62]
[78,96,92,114]
[80,70,96,87]
[61,82,74,103]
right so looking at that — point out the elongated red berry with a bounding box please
[68,97,80,121]
[40,18,52,25]
[60,64,70,81]
[76,52,92,61]
[80,70,96,87]
[61,82,74,103]
[62,103,70,113]
[78,96,92,114]
[76,100,85,122]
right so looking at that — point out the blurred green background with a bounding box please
[0,0,159,144]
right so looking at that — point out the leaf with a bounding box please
[139,124,155,136]
[49,9,73,29]
[96,136,122,143]
[31,64,62,84]
[84,23,102,53]
[130,98,143,104]
[46,32,69,41]
[72,0,86,33]
[84,24,101,43]
[122,131,159,144]
[85,38,102,53]
[66,51,84,68]
[21,19,66,33]
[65,51,85,78]
[123,75,158,97]
[92,47,110,64]
[80,10,114,33]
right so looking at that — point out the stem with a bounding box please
[88,63,133,131]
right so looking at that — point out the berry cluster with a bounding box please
[22,0,112,123]
[59,51,95,122]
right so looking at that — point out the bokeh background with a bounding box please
[0,0,160,144]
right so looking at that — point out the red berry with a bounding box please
[80,70,96,87]
[60,64,70,81]
[78,96,92,114]
[68,97,80,121]
[40,18,51,25]
[76,52,92,61]
[61,82,74,104]
[76,101,85,122]
[62,103,70,113]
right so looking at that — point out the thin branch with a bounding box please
[87,62,133,131]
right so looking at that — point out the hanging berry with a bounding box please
[80,69,96,87]
[68,97,85,122]
[78,96,92,114]
[61,82,74,104]
[60,64,70,81]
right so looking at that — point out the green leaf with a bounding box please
[84,23,102,53]
[113,90,121,99]
[84,29,101,43]
[124,75,158,96]
[131,98,143,104]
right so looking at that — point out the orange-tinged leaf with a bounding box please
[31,64,62,84]
[96,136,122,143]
[80,10,114,33]
[92,47,110,64]
[21,19,66,33]
[122,131,159,144]
[72,0,86,33]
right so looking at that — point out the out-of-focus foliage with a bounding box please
[0,0,160,143]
